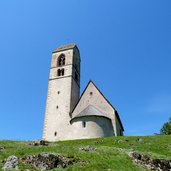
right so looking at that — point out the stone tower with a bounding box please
[43,44,80,141]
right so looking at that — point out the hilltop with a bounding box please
[0,136,171,170]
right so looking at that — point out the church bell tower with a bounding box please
[43,44,80,141]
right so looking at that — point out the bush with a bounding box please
[160,117,171,135]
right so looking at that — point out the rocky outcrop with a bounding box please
[79,146,96,152]
[29,140,49,146]
[2,155,19,170]
[129,151,171,171]
[117,139,129,143]
[2,153,74,170]
[22,153,73,170]
[0,146,5,152]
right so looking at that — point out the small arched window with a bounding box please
[57,69,64,76]
[58,54,65,66]
[82,121,86,128]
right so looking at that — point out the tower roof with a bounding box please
[52,44,79,53]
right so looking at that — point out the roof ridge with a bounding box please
[52,44,78,53]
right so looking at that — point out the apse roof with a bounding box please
[71,105,110,122]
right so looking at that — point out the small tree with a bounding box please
[160,117,171,135]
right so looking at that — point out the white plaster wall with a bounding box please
[43,47,80,141]
[72,82,114,118]
[43,77,72,141]
[70,116,114,140]
[72,82,116,135]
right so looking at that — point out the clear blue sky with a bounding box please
[0,1,171,140]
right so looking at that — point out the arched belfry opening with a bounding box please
[58,54,65,66]
[57,68,64,76]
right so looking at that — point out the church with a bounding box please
[43,44,124,141]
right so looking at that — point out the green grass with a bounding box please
[0,136,170,171]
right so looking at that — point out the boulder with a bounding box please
[117,139,128,143]
[2,155,19,170]
[136,138,143,143]
[29,140,49,146]
[23,153,72,170]
[79,146,96,152]
[128,151,171,171]
[0,146,5,152]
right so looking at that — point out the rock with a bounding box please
[39,140,49,146]
[136,138,143,142]
[23,153,73,170]
[129,152,141,160]
[29,140,49,146]
[0,146,5,152]
[141,154,150,162]
[128,151,171,171]
[94,140,103,144]
[128,152,134,157]
[117,139,128,143]
[2,155,19,170]
[79,146,96,152]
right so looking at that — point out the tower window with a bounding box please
[56,106,58,109]
[57,69,64,76]
[54,132,57,136]
[57,91,60,94]
[58,54,65,66]
[61,69,64,75]
[82,121,86,128]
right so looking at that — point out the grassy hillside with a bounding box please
[0,136,171,171]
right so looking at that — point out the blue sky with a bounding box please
[0,1,171,140]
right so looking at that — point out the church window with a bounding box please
[54,132,57,136]
[57,91,60,94]
[61,69,64,76]
[57,69,64,76]
[56,106,58,109]
[82,121,86,128]
[58,54,65,66]
[57,69,60,76]
[90,92,93,96]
